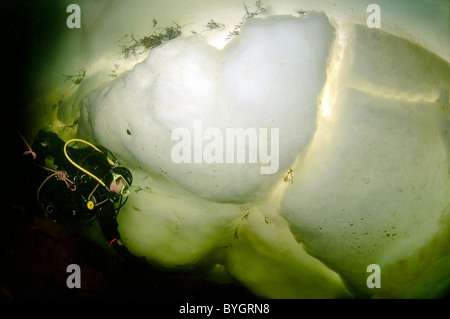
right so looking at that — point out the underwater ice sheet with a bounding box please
[3,0,450,300]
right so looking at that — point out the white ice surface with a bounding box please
[44,2,450,298]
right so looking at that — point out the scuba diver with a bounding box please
[21,130,133,256]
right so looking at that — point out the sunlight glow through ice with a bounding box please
[29,0,450,298]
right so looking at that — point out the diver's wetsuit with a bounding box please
[31,130,132,256]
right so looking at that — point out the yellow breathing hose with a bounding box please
[63,138,115,187]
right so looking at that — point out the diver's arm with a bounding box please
[97,203,131,257]
[31,130,66,166]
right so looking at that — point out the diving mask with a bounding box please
[110,173,130,196]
